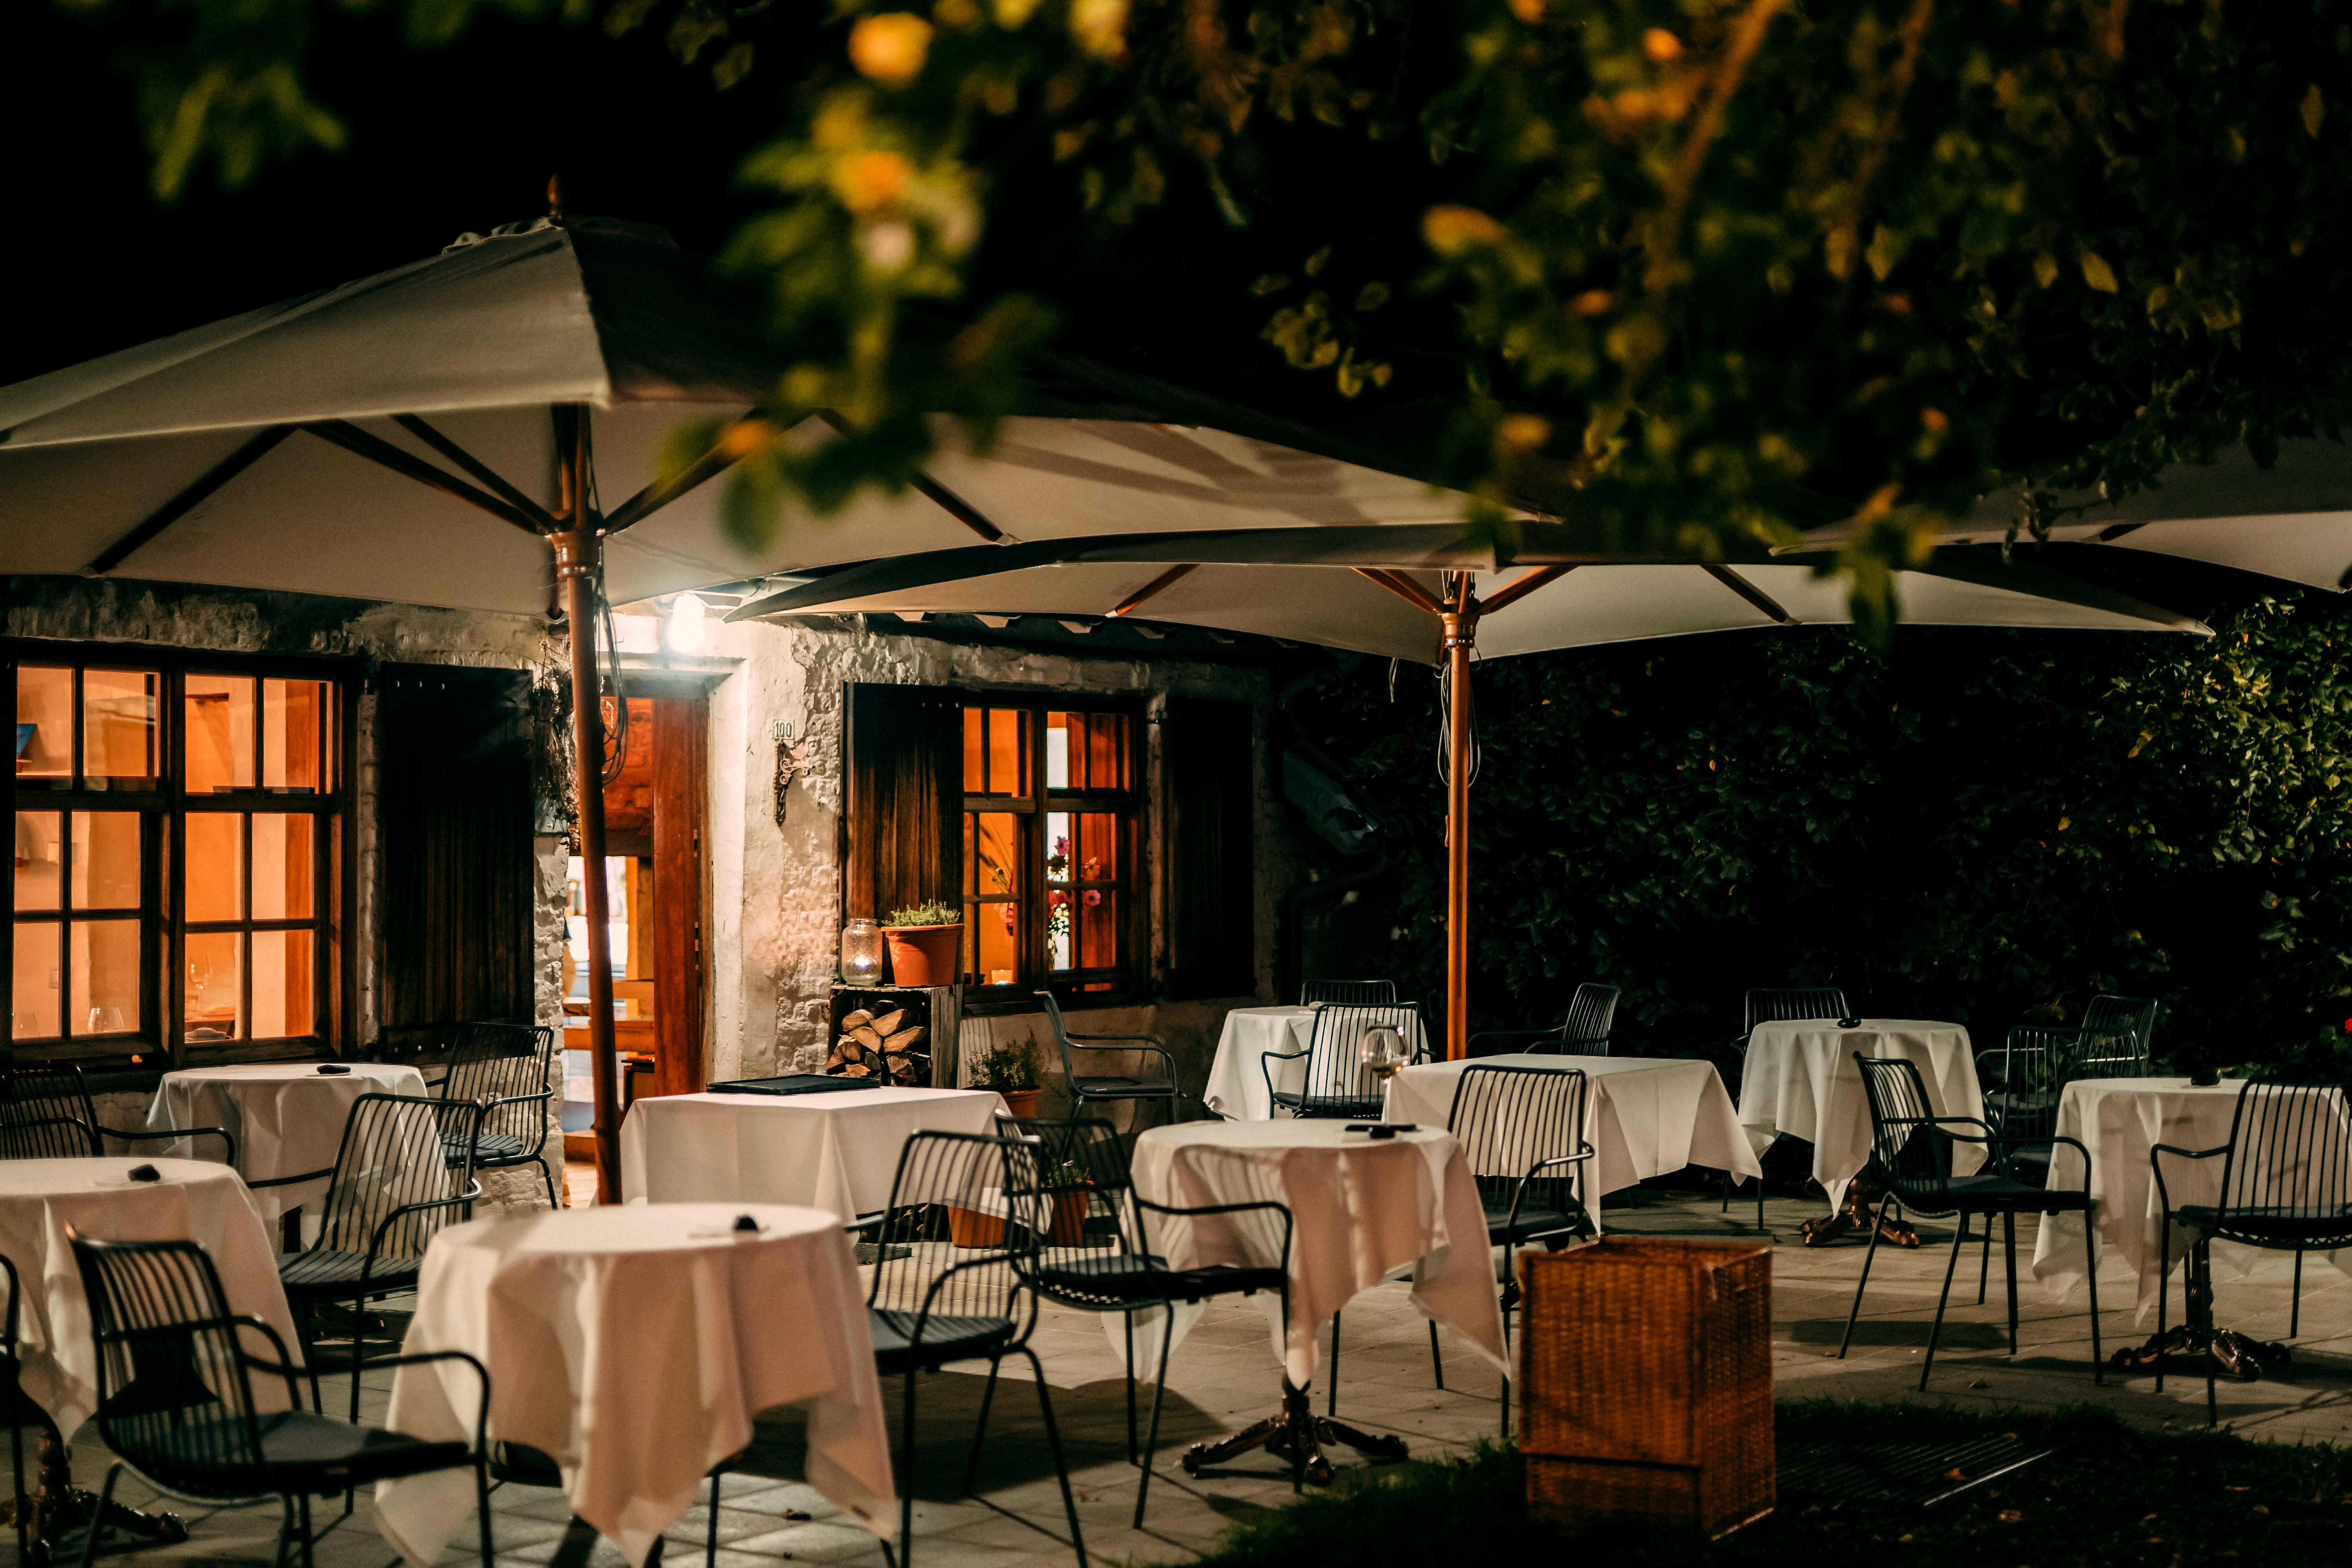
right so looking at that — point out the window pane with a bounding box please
[11,923,61,1039]
[1045,713,1070,789]
[962,708,984,792]
[252,815,315,920]
[185,931,243,1041]
[185,814,244,922]
[974,813,1020,899]
[71,919,142,1036]
[251,930,314,1039]
[264,679,328,791]
[973,898,1019,982]
[1046,806,1073,971]
[1087,713,1126,789]
[185,675,257,792]
[71,812,142,910]
[84,669,160,788]
[967,811,1020,984]
[15,812,62,911]
[1078,812,1118,883]
[987,710,1023,795]
[1078,889,1118,972]
[15,666,72,781]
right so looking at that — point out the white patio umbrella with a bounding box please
[729,526,2210,1056]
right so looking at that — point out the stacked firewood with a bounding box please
[828,1005,930,1085]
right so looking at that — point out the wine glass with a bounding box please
[1359,1024,1408,1084]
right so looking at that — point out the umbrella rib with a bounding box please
[1477,564,1577,616]
[390,414,559,530]
[1107,565,1197,617]
[85,425,294,575]
[810,408,1005,541]
[601,419,761,534]
[1704,563,1799,625]
[1354,568,1445,615]
[302,419,544,535]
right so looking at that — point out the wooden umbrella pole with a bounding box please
[553,412,623,1203]
[1441,575,1477,1060]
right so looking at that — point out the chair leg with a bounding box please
[899,1369,918,1568]
[1428,1321,1444,1390]
[2002,1210,2020,1356]
[2083,1208,2104,1386]
[539,1154,563,1212]
[2200,1241,2218,1427]
[274,1494,297,1568]
[1123,1310,1138,1465]
[1018,1347,1088,1568]
[476,1457,497,1566]
[297,1490,317,1568]
[1976,1221,1991,1306]
[2291,1250,2304,1339]
[960,1357,1003,1497]
[10,1410,27,1566]
[1132,1305,1176,1529]
[1835,1195,1892,1359]
[1919,1211,1969,1393]
[1327,1311,1340,1418]
[1721,1169,1730,1213]
[706,1467,723,1568]
[77,1462,122,1568]
[350,1305,367,1424]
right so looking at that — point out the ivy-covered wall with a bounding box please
[1300,593,2352,1077]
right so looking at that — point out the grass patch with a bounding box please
[1159,1403,2352,1566]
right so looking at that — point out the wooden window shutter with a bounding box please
[844,684,962,924]
[1164,698,1256,1000]
[376,665,534,1034]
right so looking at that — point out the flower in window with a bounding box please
[1082,889,1102,907]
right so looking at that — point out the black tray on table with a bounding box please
[706,1074,884,1096]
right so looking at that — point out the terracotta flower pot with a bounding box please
[946,1204,1006,1248]
[997,1088,1041,1118]
[882,922,961,986]
[1045,1188,1091,1246]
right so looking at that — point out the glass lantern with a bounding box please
[839,917,885,984]
[1359,1024,1408,1083]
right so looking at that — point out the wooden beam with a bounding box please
[1353,567,1445,615]
[391,414,559,531]
[85,426,294,574]
[302,419,544,535]
[1477,564,1577,617]
[1108,564,1197,617]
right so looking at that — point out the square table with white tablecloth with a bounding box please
[619,1087,1005,1221]
[0,1158,301,1439]
[1737,1019,1983,1212]
[143,1061,429,1223]
[2030,1076,2352,1319]
[376,1204,893,1568]
[1203,1005,1429,1121]
[1381,1054,1759,1219]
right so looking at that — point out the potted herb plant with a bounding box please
[977,1043,1040,1118]
[880,900,962,987]
[1041,1155,1094,1247]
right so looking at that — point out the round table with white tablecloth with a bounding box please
[617,1087,1005,1222]
[1203,1005,1430,1121]
[143,1061,429,1224]
[1737,1019,1984,1213]
[2030,1076,2352,1319]
[374,1204,894,1568]
[1382,1053,1759,1221]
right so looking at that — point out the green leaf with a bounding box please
[2079,252,2120,293]
[2304,83,2326,138]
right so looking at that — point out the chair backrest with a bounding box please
[1151,1143,1295,1279]
[996,1116,1162,1305]
[1556,984,1620,1052]
[1981,1026,2072,1143]
[1299,978,1398,1007]
[1301,1001,1423,1109]
[866,1129,1035,1330]
[2075,994,2158,1073]
[435,1022,557,1152]
[2211,1078,2352,1246]
[307,1094,485,1263]
[1853,1053,1960,1214]
[1447,1065,1591,1213]
[0,1063,104,1158]
[69,1236,288,1501]
[1035,992,1087,1089]
[2062,1029,2147,1082]
[1744,987,1849,1033]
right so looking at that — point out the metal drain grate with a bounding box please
[1777,1435,2057,1508]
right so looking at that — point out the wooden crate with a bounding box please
[1519,1238,1773,1538]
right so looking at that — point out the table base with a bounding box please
[0,1419,189,1568]
[1179,1379,1407,1487]
[2108,1254,2294,1384]
[1799,1175,1920,1250]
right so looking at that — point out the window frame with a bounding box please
[6,642,355,1067]
[956,692,1147,1010]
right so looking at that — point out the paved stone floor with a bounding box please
[34,1182,2352,1568]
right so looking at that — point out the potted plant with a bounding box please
[978,1043,1040,1118]
[1041,1155,1094,1247]
[881,900,962,987]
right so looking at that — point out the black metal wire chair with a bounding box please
[67,1234,492,1568]
[1969,1024,2129,1301]
[1036,992,1199,1129]
[864,1129,1085,1567]
[2075,994,2160,1070]
[0,1062,236,1165]
[427,1022,561,1210]
[1836,1054,2103,1392]
[996,1116,1289,1528]
[1263,1001,1423,1120]
[1298,979,1397,1006]
[2154,1076,2352,1423]
[2,1253,31,1564]
[265,1093,485,1421]
[1466,984,1620,1058]
[1719,987,1851,1225]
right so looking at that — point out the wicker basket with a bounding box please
[1519,1238,1773,1538]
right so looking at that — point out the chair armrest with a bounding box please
[1465,1028,1563,1057]
[1129,1196,1294,1271]
[1067,1031,1169,1047]
[1066,1039,1177,1075]
[1259,1047,1309,1063]
[370,1349,494,1452]
[250,1164,336,1190]
[101,1123,238,1166]
[363,1183,483,1265]
[0,1252,17,1350]
[221,1312,310,1401]
[2149,1140,2227,1218]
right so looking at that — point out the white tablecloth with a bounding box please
[1203,1006,1429,1120]
[2030,1077,2352,1319]
[144,1062,429,1223]
[0,1157,301,1437]
[1382,1054,1759,1217]
[1737,1018,1983,1212]
[619,1088,1006,1221]
[1129,1120,1508,1388]
[376,1204,893,1568]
